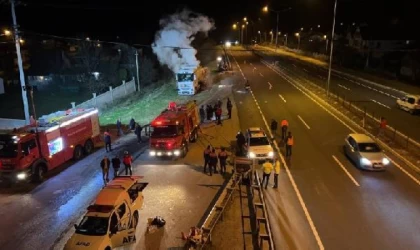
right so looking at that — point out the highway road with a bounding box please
[229,49,420,250]
[254,47,420,145]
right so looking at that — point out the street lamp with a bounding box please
[262,5,291,51]
[241,24,245,45]
[323,35,329,53]
[233,23,240,44]
[258,30,262,43]
[295,32,300,49]
[326,0,338,97]
[2,29,11,36]
[284,33,288,47]
[270,31,273,44]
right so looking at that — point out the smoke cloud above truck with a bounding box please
[152,9,215,74]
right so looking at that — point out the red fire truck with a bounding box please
[149,101,200,158]
[0,108,101,182]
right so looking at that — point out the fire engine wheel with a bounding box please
[189,132,198,143]
[84,139,94,155]
[131,211,139,229]
[73,145,84,160]
[182,144,189,158]
[32,164,47,183]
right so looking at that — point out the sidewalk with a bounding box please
[257,44,420,95]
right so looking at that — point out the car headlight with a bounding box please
[268,151,274,157]
[149,151,156,156]
[17,173,27,180]
[361,158,371,165]
[174,150,181,156]
[382,158,390,165]
[248,152,256,158]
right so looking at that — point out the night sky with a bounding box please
[0,0,418,45]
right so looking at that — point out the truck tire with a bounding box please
[73,145,84,160]
[32,163,47,183]
[182,143,189,158]
[189,131,198,143]
[84,139,94,155]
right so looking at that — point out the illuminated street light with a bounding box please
[242,24,245,28]
[233,24,237,29]
[270,31,273,35]
[86,37,90,41]
[217,56,222,62]
[3,29,11,36]
[263,6,268,12]
[323,35,327,39]
[295,33,299,37]
[301,27,304,31]
[317,24,321,28]
[262,5,291,51]
[295,33,300,50]
[243,17,247,22]
[19,39,24,44]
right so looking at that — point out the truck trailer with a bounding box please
[149,101,200,158]
[0,108,101,182]
[176,65,208,96]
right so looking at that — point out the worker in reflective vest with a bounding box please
[261,159,273,189]
[273,158,281,188]
[218,147,228,174]
[209,149,218,176]
[285,132,293,157]
[281,119,289,140]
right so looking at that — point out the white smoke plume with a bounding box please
[152,9,215,73]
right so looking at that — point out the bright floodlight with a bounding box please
[235,41,239,45]
[225,41,231,47]
[217,56,222,62]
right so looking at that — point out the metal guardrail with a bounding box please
[251,169,275,250]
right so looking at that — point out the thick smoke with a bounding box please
[152,9,215,73]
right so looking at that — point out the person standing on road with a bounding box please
[218,147,228,174]
[215,106,222,125]
[209,149,218,176]
[104,129,112,152]
[116,119,124,136]
[206,105,212,121]
[203,145,211,173]
[285,132,294,158]
[111,154,121,178]
[273,158,280,188]
[271,119,278,136]
[134,123,143,143]
[378,117,387,138]
[100,155,111,184]
[226,98,233,119]
[123,151,133,176]
[236,131,246,156]
[129,118,136,131]
[281,119,289,141]
[199,106,206,123]
[261,159,273,189]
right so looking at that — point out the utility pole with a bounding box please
[326,0,337,97]
[275,12,279,50]
[10,0,30,124]
[135,49,140,92]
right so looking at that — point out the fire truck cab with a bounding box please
[149,101,200,158]
[0,108,100,182]
[65,176,148,250]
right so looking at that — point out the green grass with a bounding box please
[99,81,217,126]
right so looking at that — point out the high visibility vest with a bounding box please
[262,162,273,174]
[219,152,227,159]
[287,136,294,146]
[281,120,289,127]
[274,160,280,174]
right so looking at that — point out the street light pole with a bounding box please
[326,0,337,97]
[275,12,279,50]
[10,0,30,124]
[135,50,140,92]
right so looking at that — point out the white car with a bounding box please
[344,133,390,171]
[245,127,274,161]
[396,94,420,114]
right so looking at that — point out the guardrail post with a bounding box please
[406,136,409,149]
[393,128,397,142]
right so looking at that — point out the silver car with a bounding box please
[344,133,390,171]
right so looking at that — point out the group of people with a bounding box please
[271,118,294,158]
[199,98,233,125]
[100,151,134,184]
[203,145,229,176]
[261,158,281,189]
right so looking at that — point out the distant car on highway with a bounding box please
[396,94,420,114]
[344,133,390,171]
[245,127,274,162]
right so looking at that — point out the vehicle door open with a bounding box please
[109,211,137,248]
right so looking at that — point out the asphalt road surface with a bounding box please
[230,49,420,250]
[254,48,420,144]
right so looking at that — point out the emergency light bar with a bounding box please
[45,109,98,133]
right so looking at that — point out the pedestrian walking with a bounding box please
[135,123,143,143]
[116,119,124,136]
[261,159,273,189]
[123,151,133,175]
[218,147,228,174]
[209,149,218,176]
[271,119,278,136]
[215,106,222,125]
[273,158,280,188]
[281,119,289,141]
[100,155,111,184]
[104,129,112,152]
[226,98,233,119]
[236,131,246,156]
[285,132,294,158]
[203,145,211,173]
[111,154,121,178]
[378,117,387,138]
[199,106,205,123]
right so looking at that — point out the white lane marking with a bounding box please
[231,56,324,250]
[297,115,311,130]
[259,72,264,77]
[338,84,351,91]
[292,64,297,68]
[250,62,253,66]
[268,82,272,89]
[253,67,256,73]
[317,75,325,80]
[370,99,391,109]
[262,60,420,185]
[386,155,420,186]
[332,155,360,187]
[303,68,309,72]
[278,94,287,103]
